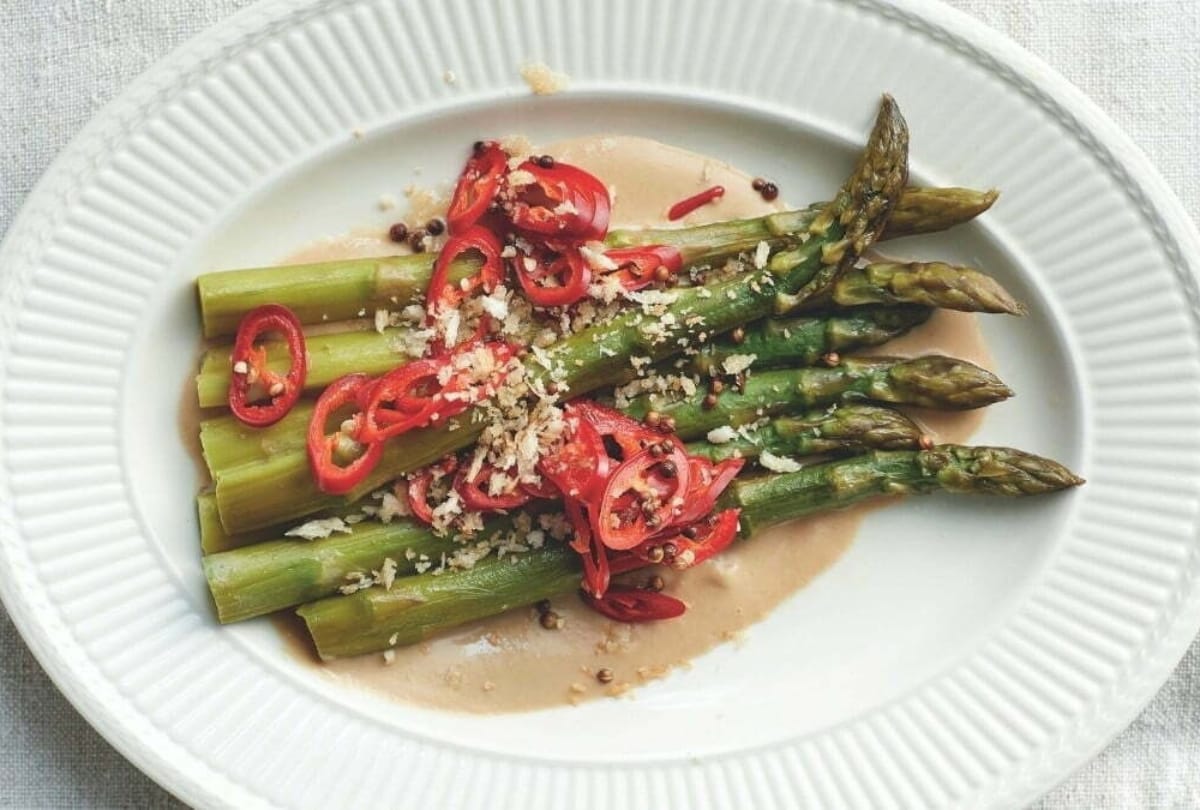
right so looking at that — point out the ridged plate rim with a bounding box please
[2,0,1199,808]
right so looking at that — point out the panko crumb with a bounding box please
[378,193,397,211]
[760,450,803,473]
[520,61,570,95]
[284,517,352,540]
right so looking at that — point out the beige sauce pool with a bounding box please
[274,136,993,712]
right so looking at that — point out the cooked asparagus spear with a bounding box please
[201,403,923,617]
[684,404,924,462]
[619,356,1012,436]
[297,445,1082,659]
[196,301,930,408]
[210,96,911,533]
[803,261,1025,315]
[197,184,991,339]
[205,349,1008,527]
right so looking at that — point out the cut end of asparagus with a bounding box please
[921,445,1085,495]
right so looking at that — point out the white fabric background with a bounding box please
[1,1,1198,807]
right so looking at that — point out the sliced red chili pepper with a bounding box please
[446,141,508,233]
[667,185,725,221]
[580,585,686,622]
[603,245,684,292]
[454,462,532,512]
[406,457,458,525]
[568,400,656,460]
[649,508,741,569]
[306,373,383,495]
[512,249,591,308]
[538,410,610,499]
[228,304,307,427]
[359,341,516,443]
[674,457,745,526]
[566,502,610,597]
[507,160,611,242]
[595,446,692,550]
[357,357,445,442]
[426,226,504,317]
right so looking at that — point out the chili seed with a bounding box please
[596,667,614,684]
[387,222,410,243]
[662,542,678,559]
[646,545,665,563]
[653,266,671,283]
[546,381,561,395]
[710,379,725,394]
[540,610,563,630]
[731,327,746,345]
[660,439,675,453]
[751,177,766,191]
[649,442,665,458]
[823,351,841,367]
[646,514,662,529]
[645,410,662,427]
[660,460,677,478]
[408,229,427,253]
[919,434,936,451]
[702,393,719,410]
[536,154,556,169]
[682,526,699,540]
[473,140,486,156]
[760,181,780,202]
[425,217,445,236]
[646,575,665,592]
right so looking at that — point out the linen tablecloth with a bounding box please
[2,1,1198,807]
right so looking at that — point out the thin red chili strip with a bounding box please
[580,585,686,622]
[228,304,307,427]
[667,185,725,221]
[306,373,383,495]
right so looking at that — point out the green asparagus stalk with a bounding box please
[297,444,1081,658]
[203,513,506,624]
[201,404,924,614]
[196,300,930,409]
[206,348,1003,532]
[684,404,923,462]
[211,96,910,533]
[620,356,1012,436]
[197,184,992,339]
[803,261,1025,315]
[197,307,931,474]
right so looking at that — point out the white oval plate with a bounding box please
[3,0,1200,807]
